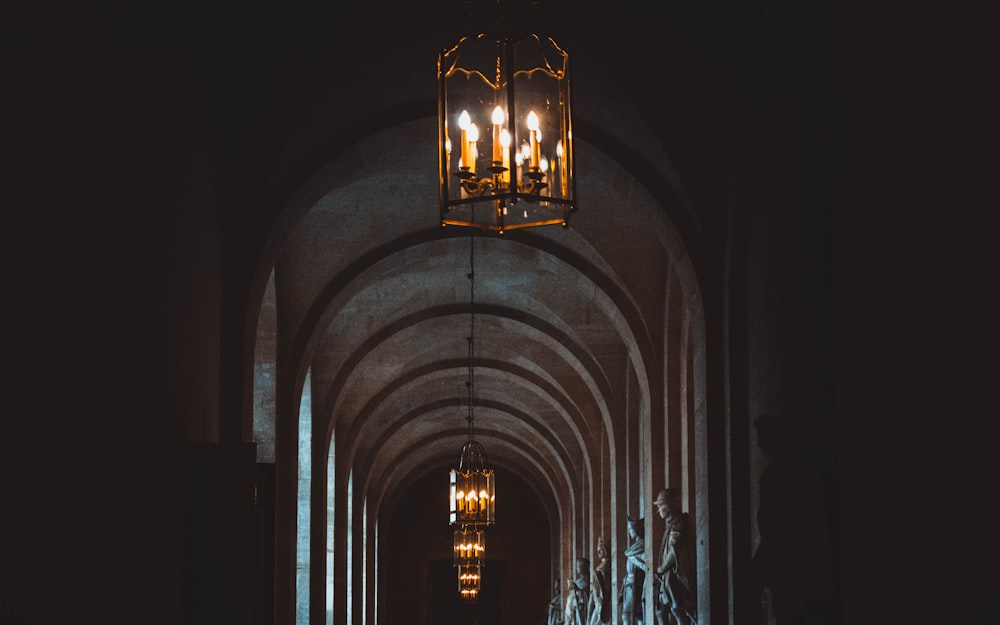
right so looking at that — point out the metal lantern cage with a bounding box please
[449,439,496,526]
[457,563,482,601]
[438,33,576,234]
[453,525,486,566]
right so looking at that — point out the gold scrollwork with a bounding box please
[456,169,548,198]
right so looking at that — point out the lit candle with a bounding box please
[527,111,541,168]
[467,123,479,172]
[491,106,504,163]
[499,128,511,185]
[556,140,564,196]
[458,110,471,169]
[514,151,523,189]
[564,132,571,195]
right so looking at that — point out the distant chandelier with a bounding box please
[448,433,496,526]
[454,525,485,602]
[438,26,576,234]
[458,563,482,602]
[454,525,486,566]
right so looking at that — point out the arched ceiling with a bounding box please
[227,0,765,545]
[260,109,700,529]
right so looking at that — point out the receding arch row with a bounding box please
[326,310,618,456]
[253,108,704,464]
[343,365,593,481]
[279,229,682,624]
[281,233,664,461]
[282,231,657,408]
[251,100,710,624]
[335,360,610,546]
[278,232,660,490]
[318,302,616,432]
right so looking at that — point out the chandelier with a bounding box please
[449,234,495,601]
[438,26,576,234]
[454,525,486,565]
[454,525,485,602]
[458,563,482,602]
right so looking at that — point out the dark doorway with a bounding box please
[382,469,548,625]
[429,559,506,625]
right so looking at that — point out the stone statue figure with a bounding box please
[620,516,645,625]
[653,489,697,625]
[565,579,582,625]
[565,557,591,625]
[549,577,564,625]
[589,536,612,625]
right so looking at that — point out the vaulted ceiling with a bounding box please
[238,0,750,536]
[254,110,701,526]
[187,11,825,622]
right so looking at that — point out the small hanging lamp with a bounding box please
[454,524,486,567]
[457,563,482,602]
[448,436,496,526]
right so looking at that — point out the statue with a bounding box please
[565,557,591,625]
[549,577,564,625]
[653,489,697,625]
[589,537,612,625]
[620,516,645,625]
[565,579,583,625]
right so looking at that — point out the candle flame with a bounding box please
[526,110,539,131]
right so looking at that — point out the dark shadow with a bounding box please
[751,414,838,625]
[430,559,506,625]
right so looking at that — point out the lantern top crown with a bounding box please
[458,439,489,471]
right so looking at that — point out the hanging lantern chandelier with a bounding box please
[457,563,482,602]
[454,524,486,566]
[448,435,496,526]
[454,525,485,601]
[438,22,576,234]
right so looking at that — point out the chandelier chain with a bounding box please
[467,234,476,439]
